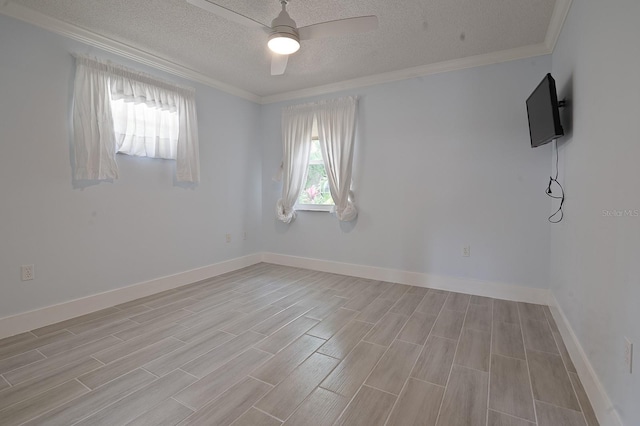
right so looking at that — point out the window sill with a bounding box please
[296,204,334,212]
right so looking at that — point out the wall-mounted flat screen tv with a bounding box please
[526,73,564,148]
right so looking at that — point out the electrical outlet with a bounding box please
[21,264,34,281]
[225,234,231,243]
[462,245,471,257]
[625,337,633,374]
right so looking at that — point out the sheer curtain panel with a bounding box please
[72,57,118,180]
[276,104,315,223]
[316,96,359,221]
[72,56,200,182]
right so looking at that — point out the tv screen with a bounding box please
[526,73,564,148]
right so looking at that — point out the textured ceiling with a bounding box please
[11,0,556,97]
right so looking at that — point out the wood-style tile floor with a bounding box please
[0,264,599,426]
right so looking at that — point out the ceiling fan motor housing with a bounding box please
[270,8,299,42]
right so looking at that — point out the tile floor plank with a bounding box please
[411,336,457,386]
[175,348,272,410]
[4,336,120,385]
[365,339,421,395]
[30,308,120,337]
[317,320,373,359]
[431,309,465,340]
[282,388,349,426]
[492,321,525,360]
[0,350,45,375]
[181,377,272,426]
[334,385,396,426]
[355,298,395,323]
[0,380,88,426]
[218,305,283,336]
[362,312,408,346]
[535,400,587,426]
[518,303,547,321]
[38,320,137,357]
[390,292,424,316]
[554,331,577,373]
[0,332,38,348]
[380,283,411,302]
[397,311,438,345]
[320,341,386,397]
[92,322,187,364]
[252,305,310,335]
[436,365,488,426]
[493,300,519,324]
[416,291,448,316]
[0,330,74,361]
[252,335,325,385]
[386,378,444,426]
[21,369,157,426]
[125,399,194,426]
[256,316,319,354]
[341,291,380,312]
[489,355,536,422]
[255,353,339,420]
[444,292,471,312]
[74,369,197,426]
[464,304,492,332]
[143,331,233,377]
[527,350,581,411]
[487,410,536,426]
[569,372,600,426]
[181,331,265,378]
[470,296,493,306]
[230,407,282,426]
[78,337,185,389]
[305,308,358,340]
[521,318,559,354]
[455,328,491,372]
[0,357,102,411]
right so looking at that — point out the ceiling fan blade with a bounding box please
[187,0,269,30]
[271,54,289,76]
[298,16,378,40]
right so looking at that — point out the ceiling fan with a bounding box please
[187,0,379,76]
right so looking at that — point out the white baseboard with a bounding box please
[548,294,622,426]
[261,252,550,304]
[0,254,262,339]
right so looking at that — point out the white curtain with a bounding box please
[72,56,118,180]
[111,98,179,160]
[316,96,358,221]
[72,56,200,182]
[276,104,315,223]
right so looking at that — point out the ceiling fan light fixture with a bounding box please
[268,32,300,55]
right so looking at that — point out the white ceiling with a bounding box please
[5,0,564,101]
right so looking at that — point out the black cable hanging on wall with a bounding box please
[547,140,565,223]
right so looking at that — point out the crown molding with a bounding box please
[0,2,262,104]
[544,0,573,52]
[1,0,571,105]
[260,43,551,104]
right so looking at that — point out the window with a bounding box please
[72,55,200,183]
[110,98,179,160]
[296,124,334,211]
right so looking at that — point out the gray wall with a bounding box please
[0,15,262,318]
[261,56,553,290]
[550,0,640,423]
